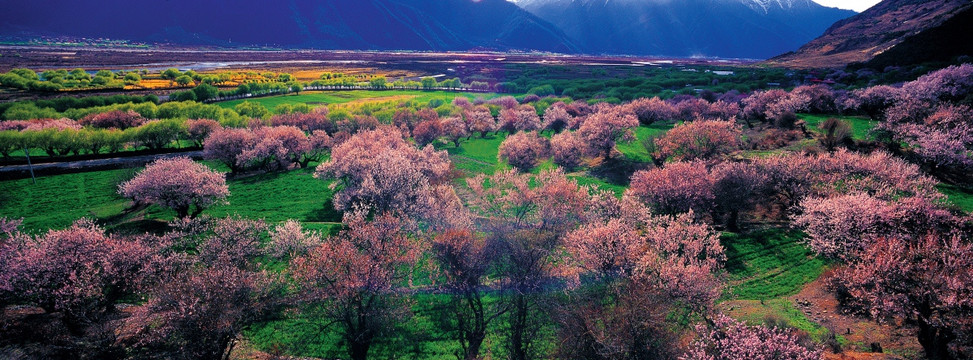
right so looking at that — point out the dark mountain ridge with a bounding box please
[0,0,580,53]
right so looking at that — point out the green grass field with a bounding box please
[798,113,878,141]
[245,294,555,360]
[439,133,508,177]
[938,183,973,213]
[216,90,500,110]
[722,228,827,300]
[616,123,674,163]
[0,162,339,233]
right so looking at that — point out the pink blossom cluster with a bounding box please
[627,161,715,215]
[268,219,323,259]
[440,115,469,147]
[755,149,941,203]
[465,105,497,137]
[0,219,167,327]
[269,107,332,132]
[488,95,520,109]
[185,118,222,147]
[412,117,442,146]
[541,103,573,133]
[627,97,678,125]
[653,119,743,162]
[683,314,821,360]
[315,126,452,217]
[550,131,586,170]
[291,210,420,303]
[0,118,83,132]
[499,105,542,133]
[498,131,550,171]
[827,233,973,360]
[578,106,639,160]
[204,125,330,172]
[119,157,229,218]
[79,110,146,129]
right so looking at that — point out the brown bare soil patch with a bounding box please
[724,276,923,359]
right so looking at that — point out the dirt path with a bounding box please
[0,151,204,179]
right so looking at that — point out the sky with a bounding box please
[812,0,881,12]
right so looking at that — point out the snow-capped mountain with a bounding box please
[743,0,816,13]
[512,0,855,58]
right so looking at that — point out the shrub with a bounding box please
[132,120,185,150]
[440,116,469,147]
[578,107,638,160]
[626,97,677,125]
[542,104,572,133]
[653,119,742,162]
[550,131,586,171]
[498,131,549,172]
[626,161,714,215]
[203,128,256,172]
[186,119,222,147]
[818,118,853,152]
[79,110,146,129]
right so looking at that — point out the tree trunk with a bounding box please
[463,292,487,360]
[917,321,956,360]
[726,210,740,232]
[509,294,530,360]
[176,205,191,219]
[350,340,372,360]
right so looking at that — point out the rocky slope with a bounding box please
[767,0,973,68]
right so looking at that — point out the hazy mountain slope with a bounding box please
[767,0,973,68]
[513,0,855,58]
[0,0,579,52]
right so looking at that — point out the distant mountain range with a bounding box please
[512,0,855,58]
[768,0,973,68]
[0,0,857,59]
[0,0,579,53]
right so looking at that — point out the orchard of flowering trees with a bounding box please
[2,62,973,360]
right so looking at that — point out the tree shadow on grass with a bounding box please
[721,228,805,276]
[586,156,651,187]
[107,218,171,236]
[305,198,342,223]
[232,170,284,185]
